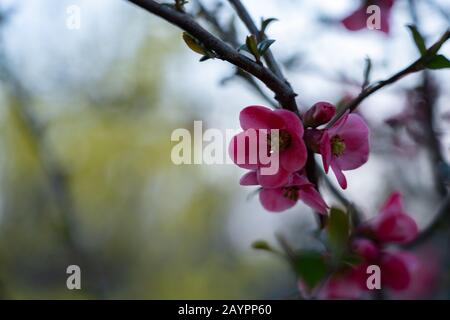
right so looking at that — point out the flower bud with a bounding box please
[303,102,336,128]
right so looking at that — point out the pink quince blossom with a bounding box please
[319,111,370,189]
[341,0,395,34]
[315,263,369,300]
[365,192,419,244]
[303,102,336,128]
[317,248,422,299]
[229,105,307,188]
[240,171,328,214]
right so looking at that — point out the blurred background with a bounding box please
[0,0,449,299]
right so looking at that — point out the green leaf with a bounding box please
[292,251,328,289]
[251,240,272,251]
[182,32,206,55]
[199,55,212,62]
[362,56,372,89]
[257,39,276,56]
[237,44,250,53]
[342,254,363,267]
[245,34,260,61]
[326,208,350,258]
[260,17,278,35]
[407,25,427,56]
[426,54,450,69]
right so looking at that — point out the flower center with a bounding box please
[267,129,292,154]
[283,186,299,201]
[331,135,346,157]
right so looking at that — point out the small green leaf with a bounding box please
[251,240,272,251]
[257,39,276,57]
[182,32,206,55]
[237,44,250,53]
[199,55,211,62]
[407,25,427,56]
[292,251,328,289]
[426,54,450,69]
[260,17,278,35]
[362,57,372,89]
[327,208,350,259]
[175,0,189,11]
[245,34,260,61]
[342,254,363,267]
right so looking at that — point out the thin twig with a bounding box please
[405,194,450,248]
[326,29,450,127]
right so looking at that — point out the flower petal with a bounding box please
[228,129,266,169]
[274,109,304,137]
[299,186,329,214]
[320,131,332,173]
[341,7,368,32]
[333,114,370,170]
[381,251,415,291]
[240,105,284,130]
[331,162,347,189]
[259,188,296,212]
[352,238,380,262]
[239,171,259,186]
[279,135,307,172]
[374,212,418,244]
[372,192,418,244]
[257,167,290,188]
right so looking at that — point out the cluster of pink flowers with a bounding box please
[340,0,395,34]
[229,103,370,213]
[312,193,436,299]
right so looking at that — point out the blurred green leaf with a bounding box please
[426,54,450,69]
[292,251,328,289]
[327,207,350,258]
[362,56,372,89]
[199,55,212,62]
[342,254,363,267]
[251,240,272,251]
[260,18,278,36]
[257,39,276,57]
[407,25,427,56]
[237,44,250,53]
[245,35,260,62]
[182,32,206,55]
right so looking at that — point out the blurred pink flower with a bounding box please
[229,105,307,188]
[240,171,328,213]
[303,102,336,128]
[391,249,440,299]
[368,192,419,244]
[319,112,370,189]
[341,0,395,34]
[316,263,369,300]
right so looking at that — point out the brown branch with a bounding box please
[127,0,299,112]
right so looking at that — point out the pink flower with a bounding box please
[316,263,369,300]
[380,251,417,291]
[240,171,328,214]
[341,0,395,34]
[303,102,336,128]
[229,106,307,188]
[319,112,370,189]
[367,192,418,244]
[391,249,440,299]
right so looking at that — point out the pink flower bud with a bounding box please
[303,102,336,128]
